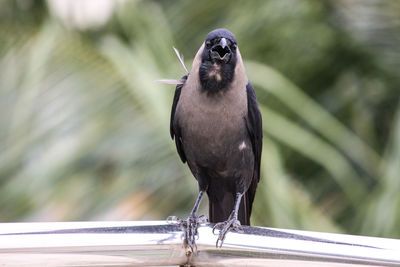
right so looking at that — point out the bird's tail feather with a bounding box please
[209,192,233,223]
[238,191,251,226]
[209,192,251,226]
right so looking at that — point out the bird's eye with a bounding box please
[206,41,212,49]
[231,43,237,50]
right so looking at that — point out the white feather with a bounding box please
[155,79,184,85]
[239,141,246,151]
[173,47,189,75]
[155,47,188,86]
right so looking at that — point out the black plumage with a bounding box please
[170,28,263,248]
[170,75,188,163]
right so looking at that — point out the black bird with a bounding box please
[170,29,262,248]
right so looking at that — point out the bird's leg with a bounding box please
[186,190,208,250]
[167,190,207,253]
[212,193,244,247]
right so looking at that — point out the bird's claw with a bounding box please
[212,218,243,248]
[166,214,208,253]
[167,216,183,224]
[196,214,208,224]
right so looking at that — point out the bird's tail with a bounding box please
[239,191,252,226]
[208,191,252,226]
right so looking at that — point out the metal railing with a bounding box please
[1,221,400,266]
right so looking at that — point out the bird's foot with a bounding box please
[167,214,208,253]
[212,216,243,248]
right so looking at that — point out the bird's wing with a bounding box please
[170,75,188,163]
[244,81,263,220]
[246,81,263,182]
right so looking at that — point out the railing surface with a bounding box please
[0,221,400,266]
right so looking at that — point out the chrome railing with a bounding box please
[1,221,400,266]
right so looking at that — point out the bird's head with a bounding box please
[199,28,238,93]
[204,29,237,64]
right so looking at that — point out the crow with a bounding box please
[169,28,262,248]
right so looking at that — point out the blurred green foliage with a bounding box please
[0,0,399,238]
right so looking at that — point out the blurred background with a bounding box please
[0,0,399,239]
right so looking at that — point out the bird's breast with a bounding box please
[175,81,249,169]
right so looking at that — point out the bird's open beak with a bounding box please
[210,37,231,63]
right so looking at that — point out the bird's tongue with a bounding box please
[212,45,230,58]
